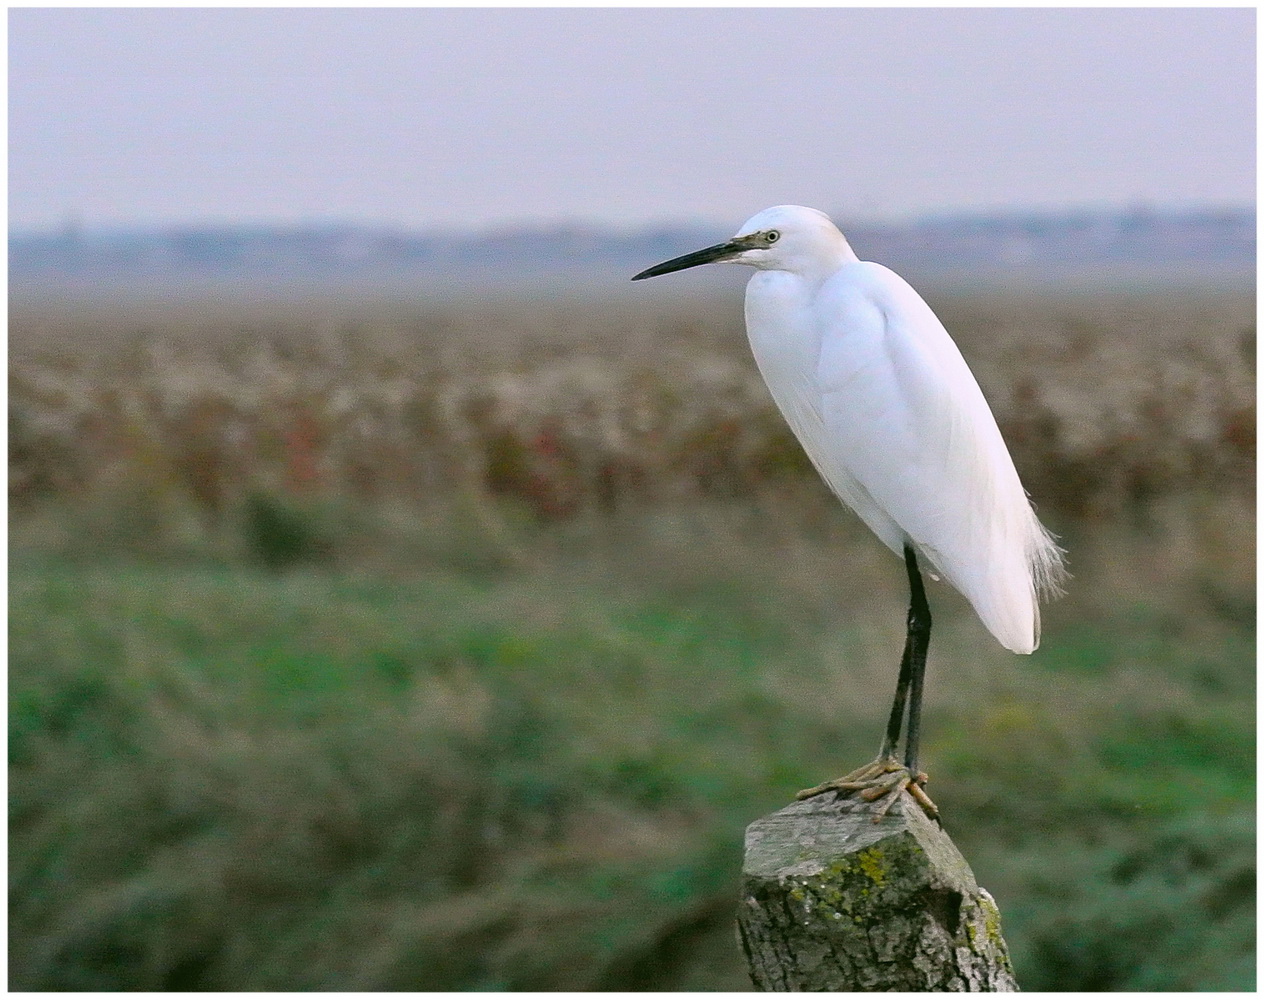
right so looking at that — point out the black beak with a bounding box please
[631,237,750,280]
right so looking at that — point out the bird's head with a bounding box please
[632,205,854,281]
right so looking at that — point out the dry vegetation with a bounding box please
[9,287,1256,991]
[10,290,1254,526]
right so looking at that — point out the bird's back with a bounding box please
[746,261,1064,653]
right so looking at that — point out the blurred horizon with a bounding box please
[9,197,1257,239]
[11,202,1254,303]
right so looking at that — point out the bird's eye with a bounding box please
[766,230,780,244]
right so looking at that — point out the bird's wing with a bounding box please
[812,263,1042,652]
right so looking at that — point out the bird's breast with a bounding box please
[743,272,821,394]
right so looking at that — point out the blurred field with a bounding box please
[10,288,1255,523]
[9,288,1256,990]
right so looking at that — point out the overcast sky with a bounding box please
[9,7,1256,232]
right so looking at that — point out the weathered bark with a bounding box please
[737,788,1019,991]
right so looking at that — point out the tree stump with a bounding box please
[737,787,1019,991]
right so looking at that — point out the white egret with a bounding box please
[632,205,1065,819]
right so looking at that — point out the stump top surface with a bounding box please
[743,788,979,896]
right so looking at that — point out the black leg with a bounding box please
[793,542,939,817]
[879,625,914,760]
[901,544,932,772]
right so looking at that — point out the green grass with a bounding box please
[9,491,1255,990]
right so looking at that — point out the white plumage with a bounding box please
[637,204,1064,654]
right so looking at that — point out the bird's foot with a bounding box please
[795,756,940,823]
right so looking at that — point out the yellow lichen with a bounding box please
[856,847,887,887]
[982,898,1006,948]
